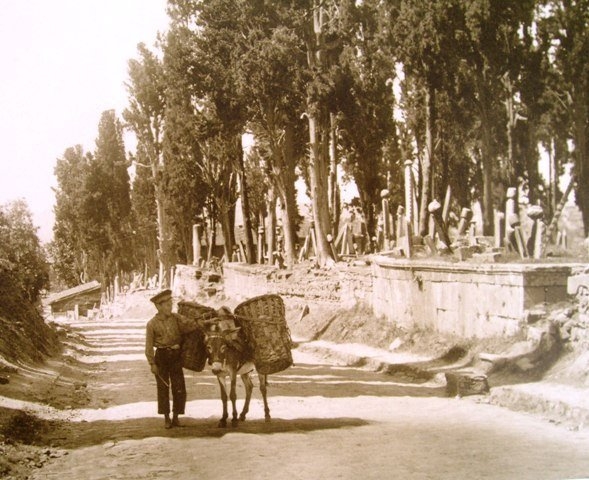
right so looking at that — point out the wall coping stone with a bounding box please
[371,255,585,276]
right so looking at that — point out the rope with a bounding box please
[232,313,285,325]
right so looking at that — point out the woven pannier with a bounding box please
[177,301,216,372]
[234,294,293,375]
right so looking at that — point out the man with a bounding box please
[145,289,200,429]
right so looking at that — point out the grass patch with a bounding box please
[1,410,52,445]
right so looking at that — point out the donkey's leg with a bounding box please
[259,374,271,421]
[217,375,229,428]
[239,372,254,421]
[230,371,239,427]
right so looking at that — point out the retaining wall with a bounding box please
[218,259,584,339]
[371,256,582,338]
[222,262,372,308]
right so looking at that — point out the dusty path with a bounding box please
[6,292,589,480]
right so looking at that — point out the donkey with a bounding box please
[205,322,270,427]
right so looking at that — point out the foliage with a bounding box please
[129,145,158,276]
[48,0,589,278]
[0,411,51,445]
[50,145,91,287]
[82,110,134,285]
[0,200,49,302]
[537,0,589,235]
[124,42,172,283]
[337,0,398,241]
[52,112,135,288]
[0,281,58,364]
[162,27,210,263]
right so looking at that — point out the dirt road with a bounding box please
[7,292,589,480]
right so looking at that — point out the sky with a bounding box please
[0,0,169,243]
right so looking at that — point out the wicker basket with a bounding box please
[234,294,293,375]
[177,301,216,372]
[178,301,217,322]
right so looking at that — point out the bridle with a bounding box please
[205,333,227,367]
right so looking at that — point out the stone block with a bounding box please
[567,273,589,295]
[445,370,489,397]
[204,286,218,296]
[525,309,546,324]
[455,246,473,262]
[471,252,502,263]
[208,273,222,283]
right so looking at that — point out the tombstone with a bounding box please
[457,208,473,237]
[494,211,505,248]
[508,213,528,258]
[428,199,453,252]
[504,187,517,247]
[527,205,544,259]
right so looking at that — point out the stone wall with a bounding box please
[371,256,582,338]
[50,291,102,316]
[222,262,372,308]
[172,264,203,301]
[222,259,584,340]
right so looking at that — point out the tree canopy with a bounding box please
[49,0,589,287]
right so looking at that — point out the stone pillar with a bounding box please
[505,187,517,246]
[527,206,544,259]
[469,219,477,246]
[257,225,265,264]
[494,211,505,248]
[396,205,405,241]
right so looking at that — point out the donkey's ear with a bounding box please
[224,327,241,337]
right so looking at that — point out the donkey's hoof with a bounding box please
[217,419,227,428]
[264,415,271,423]
[231,418,239,428]
[239,414,247,421]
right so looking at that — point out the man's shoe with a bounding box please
[171,417,181,427]
[165,417,172,429]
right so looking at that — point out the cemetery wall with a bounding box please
[222,259,584,339]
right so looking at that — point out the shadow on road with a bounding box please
[43,416,371,449]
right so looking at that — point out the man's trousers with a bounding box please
[154,348,186,415]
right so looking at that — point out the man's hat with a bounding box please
[150,289,172,304]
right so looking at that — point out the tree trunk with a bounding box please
[206,203,217,262]
[303,1,335,267]
[307,112,336,267]
[237,137,256,263]
[219,203,234,261]
[266,190,277,264]
[572,89,589,236]
[359,189,376,253]
[329,112,340,234]
[481,123,495,236]
[154,175,172,288]
[504,75,517,188]
[273,123,299,268]
[418,84,435,237]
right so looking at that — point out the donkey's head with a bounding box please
[205,324,241,375]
